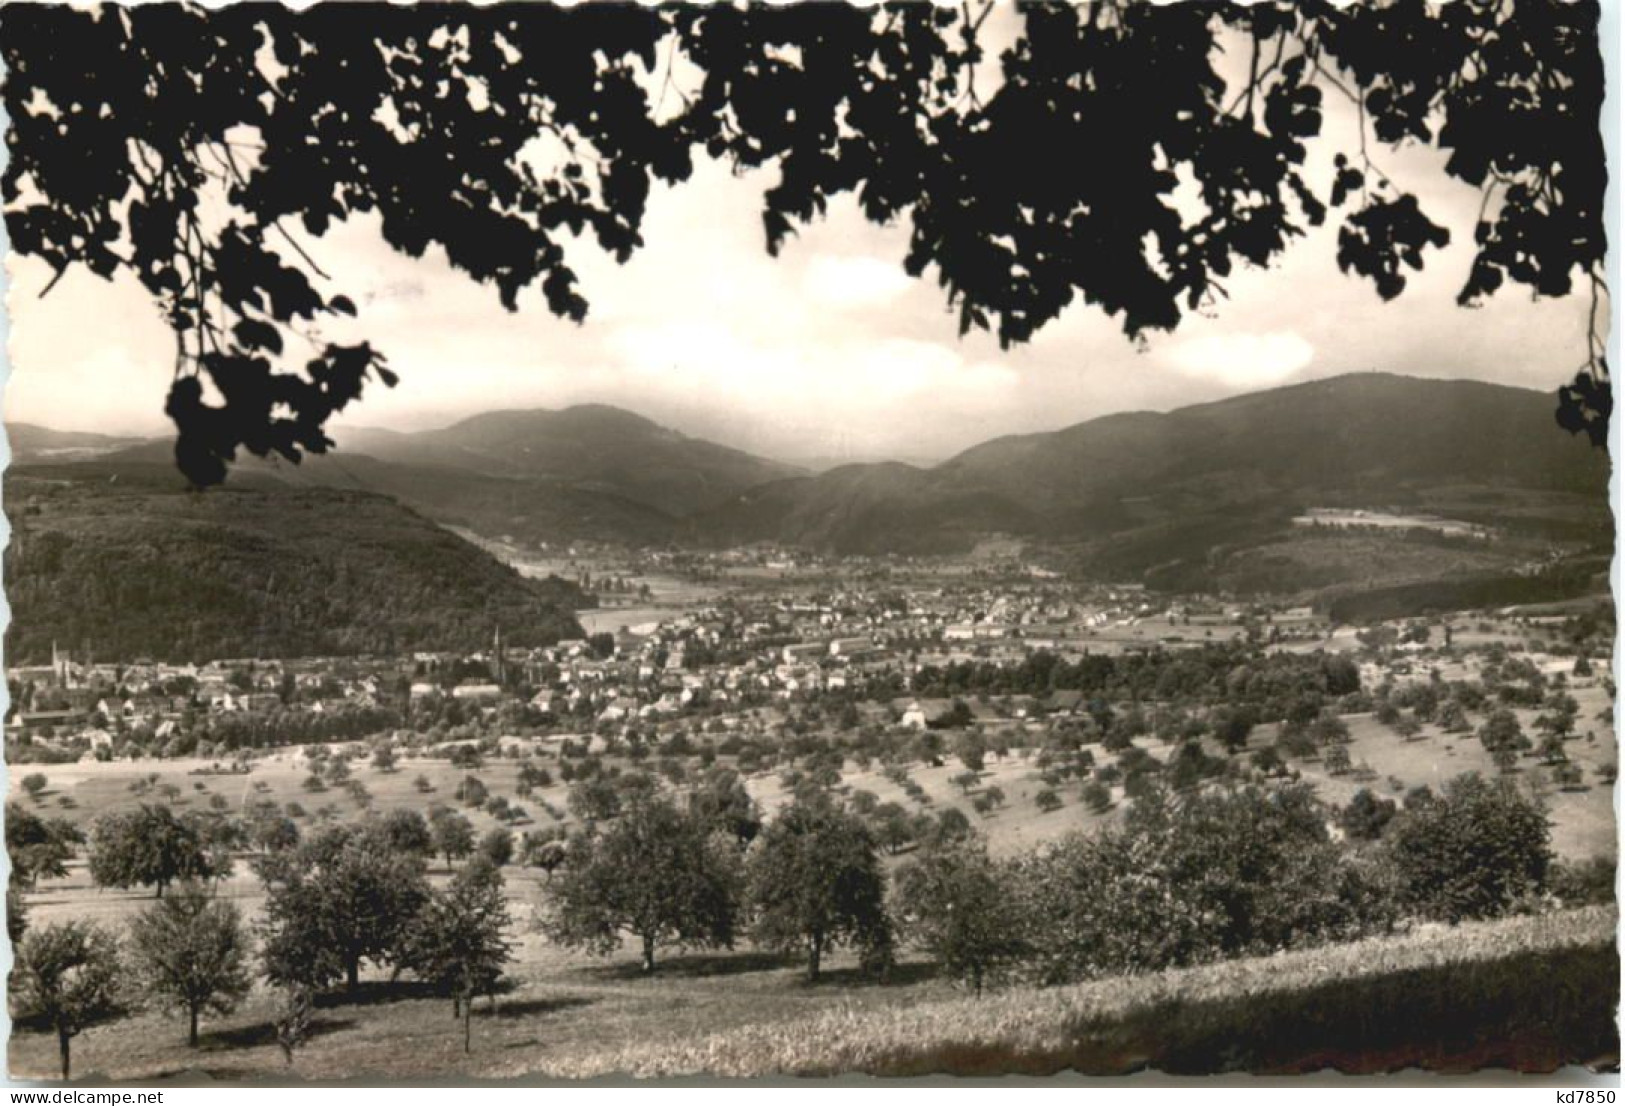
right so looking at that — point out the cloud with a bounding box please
[0,135,1590,460]
[1162,330,1315,389]
[802,254,915,308]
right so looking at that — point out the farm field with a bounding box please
[11,692,1617,1081]
[22,706,1613,874]
[1279,706,1617,860]
[11,743,1124,882]
[17,820,960,1083]
[575,607,687,636]
[1293,509,1493,539]
[15,663,1617,865]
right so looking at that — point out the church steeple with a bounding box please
[493,625,505,686]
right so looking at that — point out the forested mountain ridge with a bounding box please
[11,375,1612,593]
[66,404,777,547]
[943,373,1607,508]
[231,450,682,548]
[4,463,589,664]
[329,404,804,515]
[691,374,1611,557]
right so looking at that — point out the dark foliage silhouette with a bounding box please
[1,0,1606,485]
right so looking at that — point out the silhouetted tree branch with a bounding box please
[1,0,1607,486]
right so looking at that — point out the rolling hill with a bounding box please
[72,403,800,548]
[683,461,1046,555]
[6,423,146,464]
[691,374,1613,567]
[10,375,1612,609]
[231,451,681,549]
[3,462,590,664]
[944,372,1606,507]
[330,404,804,515]
[75,430,686,549]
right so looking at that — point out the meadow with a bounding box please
[10,881,1613,1081]
[9,627,1616,1081]
[22,675,1613,868]
[11,856,950,1081]
[11,711,1618,1081]
[545,904,1620,1078]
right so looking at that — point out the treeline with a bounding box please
[156,705,404,758]
[911,645,1360,721]
[1328,559,1609,623]
[5,474,587,664]
[530,768,1597,991]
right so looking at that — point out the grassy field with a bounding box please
[9,629,1615,1081]
[539,905,1619,1078]
[14,664,1616,862]
[1271,682,1617,861]
[10,897,1613,1081]
[10,860,955,1082]
[11,744,1113,858]
[10,719,1617,1081]
[16,750,553,842]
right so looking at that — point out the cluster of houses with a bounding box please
[8,567,1333,760]
[6,645,400,755]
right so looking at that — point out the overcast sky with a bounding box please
[1,32,1596,467]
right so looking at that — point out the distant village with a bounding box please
[5,556,1336,764]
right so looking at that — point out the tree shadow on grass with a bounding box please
[312,980,442,1009]
[811,960,942,989]
[573,950,800,982]
[198,1015,354,1052]
[488,995,596,1020]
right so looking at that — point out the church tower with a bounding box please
[493,625,505,686]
